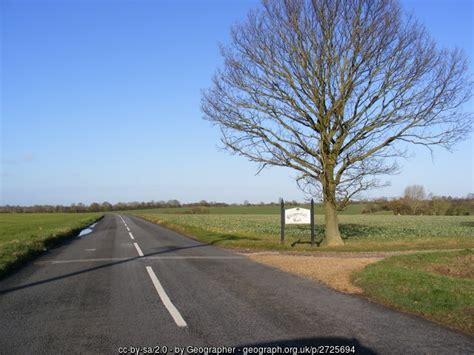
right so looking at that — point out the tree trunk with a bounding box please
[321,164,344,246]
[321,200,344,246]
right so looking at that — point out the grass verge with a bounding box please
[0,213,103,279]
[353,249,474,335]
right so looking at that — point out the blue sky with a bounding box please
[1,0,473,205]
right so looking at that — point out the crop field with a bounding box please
[0,213,102,278]
[132,203,388,215]
[132,213,474,251]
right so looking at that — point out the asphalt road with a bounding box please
[0,214,472,354]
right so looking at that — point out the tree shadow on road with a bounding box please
[0,243,214,296]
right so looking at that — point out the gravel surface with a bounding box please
[247,254,383,293]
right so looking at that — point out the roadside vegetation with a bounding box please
[0,213,102,279]
[131,212,474,252]
[353,249,474,335]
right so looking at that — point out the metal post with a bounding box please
[311,198,315,246]
[280,198,285,244]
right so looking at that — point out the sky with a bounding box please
[1,0,473,206]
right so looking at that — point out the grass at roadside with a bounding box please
[0,213,103,279]
[353,249,474,334]
[130,213,474,252]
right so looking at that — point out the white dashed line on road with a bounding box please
[128,232,135,240]
[134,242,144,257]
[146,266,187,328]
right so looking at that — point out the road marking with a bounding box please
[128,232,135,240]
[126,226,130,231]
[36,258,131,264]
[146,266,187,327]
[35,256,244,264]
[134,242,144,257]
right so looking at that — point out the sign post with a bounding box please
[279,199,316,247]
[280,199,285,244]
[285,207,311,224]
[311,198,315,246]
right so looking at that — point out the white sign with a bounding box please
[285,207,311,224]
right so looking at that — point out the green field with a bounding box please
[0,213,103,278]
[130,212,474,252]
[353,249,474,334]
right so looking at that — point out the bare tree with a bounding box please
[202,0,473,245]
[403,184,426,214]
[404,185,426,201]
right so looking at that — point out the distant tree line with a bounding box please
[362,186,474,216]
[1,189,472,215]
[0,199,302,213]
[0,200,186,213]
